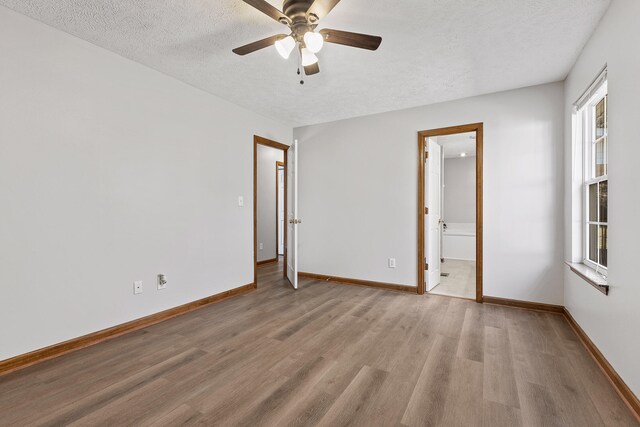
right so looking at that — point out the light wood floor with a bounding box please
[0,261,637,426]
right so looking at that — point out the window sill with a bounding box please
[566,262,609,295]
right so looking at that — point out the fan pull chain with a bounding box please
[298,47,304,85]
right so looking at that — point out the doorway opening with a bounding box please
[418,123,483,302]
[254,136,289,287]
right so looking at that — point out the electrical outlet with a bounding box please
[134,281,143,295]
[388,258,396,268]
[259,243,263,250]
[157,274,167,290]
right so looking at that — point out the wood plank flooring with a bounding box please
[0,261,637,426]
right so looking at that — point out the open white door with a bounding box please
[286,139,299,289]
[426,137,442,291]
[277,166,285,255]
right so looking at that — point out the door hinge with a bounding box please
[425,151,429,159]
[425,207,429,215]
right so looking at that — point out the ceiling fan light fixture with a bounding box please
[303,31,324,53]
[275,35,296,59]
[301,48,319,66]
[233,0,383,81]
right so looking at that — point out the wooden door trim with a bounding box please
[276,161,285,258]
[254,136,289,286]
[417,123,483,302]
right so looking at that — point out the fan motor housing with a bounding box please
[283,0,314,21]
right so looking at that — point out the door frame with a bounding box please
[417,123,483,302]
[254,135,289,287]
[276,161,285,257]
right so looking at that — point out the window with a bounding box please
[578,74,608,273]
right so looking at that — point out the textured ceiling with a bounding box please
[1,0,610,127]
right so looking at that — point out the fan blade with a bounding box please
[306,0,341,20]
[304,62,320,76]
[232,34,287,55]
[319,29,382,51]
[242,0,290,25]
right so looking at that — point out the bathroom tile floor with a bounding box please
[429,259,476,299]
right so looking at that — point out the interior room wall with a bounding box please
[563,0,640,397]
[0,6,291,361]
[257,145,283,262]
[443,156,476,224]
[294,82,565,304]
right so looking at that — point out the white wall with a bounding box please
[563,0,640,397]
[257,145,283,262]
[0,7,291,360]
[294,82,565,304]
[443,157,476,224]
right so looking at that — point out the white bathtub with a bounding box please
[443,222,476,261]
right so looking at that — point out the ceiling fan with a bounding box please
[232,0,382,82]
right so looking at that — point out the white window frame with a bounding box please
[579,79,608,273]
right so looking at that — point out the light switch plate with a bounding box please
[134,281,143,295]
[238,196,244,207]
[388,258,396,268]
